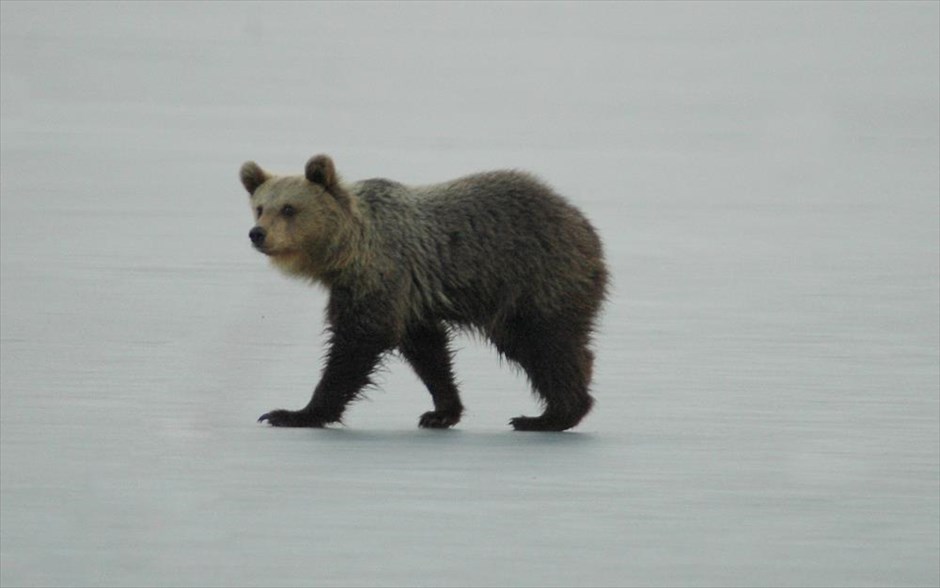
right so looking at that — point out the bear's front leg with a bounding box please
[259,327,391,428]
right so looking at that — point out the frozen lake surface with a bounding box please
[1,3,938,587]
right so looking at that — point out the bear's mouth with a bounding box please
[253,243,283,256]
[257,245,300,260]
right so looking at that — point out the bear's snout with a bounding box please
[249,226,266,247]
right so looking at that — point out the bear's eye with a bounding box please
[281,204,298,218]
[255,206,263,218]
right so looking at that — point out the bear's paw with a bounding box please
[418,410,462,429]
[258,409,331,428]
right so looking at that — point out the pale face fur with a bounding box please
[247,174,358,281]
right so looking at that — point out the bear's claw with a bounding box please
[258,409,327,428]
[509,414,575,432]
[418,410,461,429]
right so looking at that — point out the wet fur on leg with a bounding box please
[399,323,464,428]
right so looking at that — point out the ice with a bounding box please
[1,2,938,587]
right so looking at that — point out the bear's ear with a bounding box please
[240,161,269,195]
[305,155,337,190]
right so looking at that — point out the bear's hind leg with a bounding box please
[494,318,596,432]
[399,323,464,429]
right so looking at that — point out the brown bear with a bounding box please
[240,155,608,431]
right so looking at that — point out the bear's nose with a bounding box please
[249,226,266,246]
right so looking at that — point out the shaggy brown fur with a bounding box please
[241,155,608,431]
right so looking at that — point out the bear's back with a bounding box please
[350,171,606,322]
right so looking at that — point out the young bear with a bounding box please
[240,155,608,431]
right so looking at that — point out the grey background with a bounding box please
[1,2,938,587]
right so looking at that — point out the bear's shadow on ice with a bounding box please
[296,427,599,449]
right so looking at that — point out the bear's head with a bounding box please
[240,155,362,281]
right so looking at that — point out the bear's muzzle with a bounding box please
[249,226,266,249]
